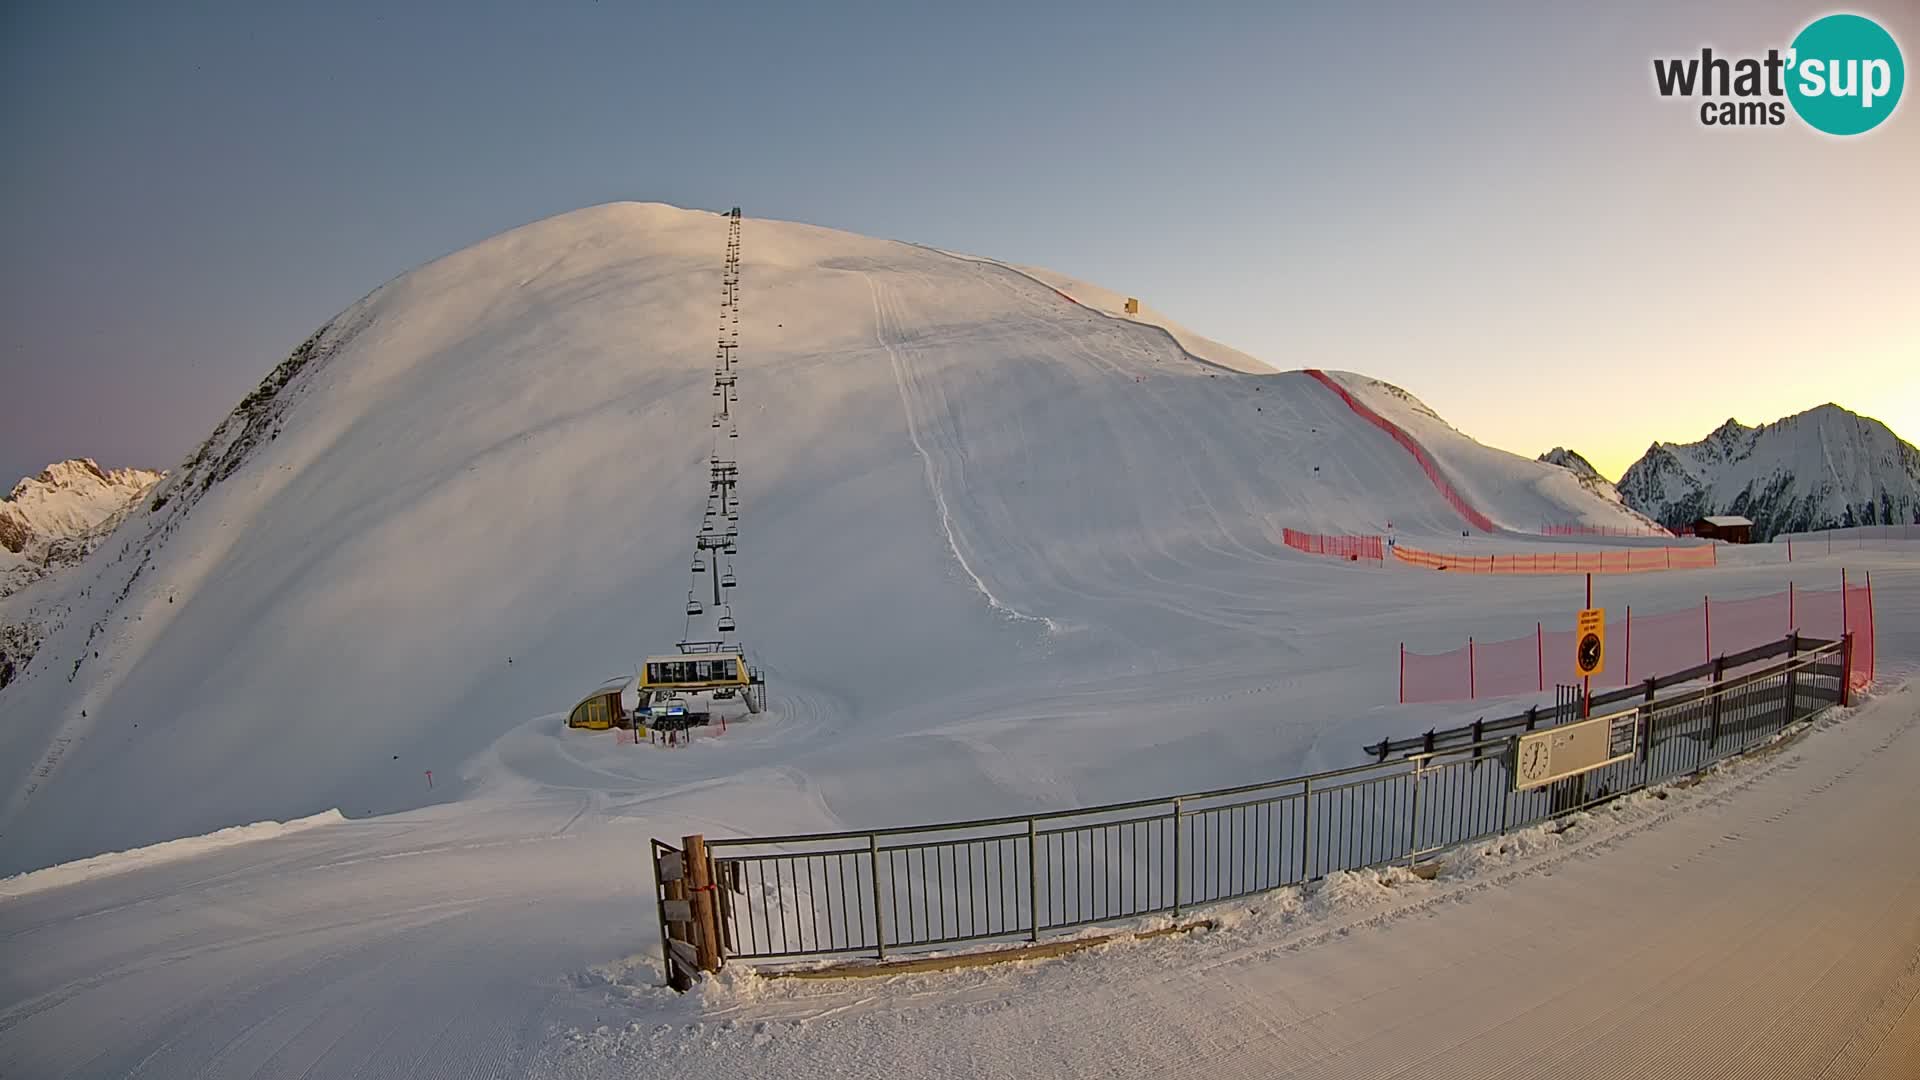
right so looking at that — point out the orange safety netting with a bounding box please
[1283,528,1383,562]
[1398,578,1876,704]
[1392,544,1716,574]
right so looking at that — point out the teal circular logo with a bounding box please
[1787,14,1904,135]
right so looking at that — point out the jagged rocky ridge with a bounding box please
[1617,406,1920,540]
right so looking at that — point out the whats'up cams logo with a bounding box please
[1655,13,1904,134]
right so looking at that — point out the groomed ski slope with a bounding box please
[0,202,1652,875]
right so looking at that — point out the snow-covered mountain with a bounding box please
[1533,448,1668,532]
[1,459,164,600]
[0,202,1649,874]
[1538,447,1605,486]
[1618,406,1920,540]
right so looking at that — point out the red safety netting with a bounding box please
[1393,544,1716,574]
[1283,528,1383,563]
[1301,369,1497,532]
[1848,576,1876,691]
[1399,580,1876,703]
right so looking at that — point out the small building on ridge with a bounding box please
[1693,515,1753,544]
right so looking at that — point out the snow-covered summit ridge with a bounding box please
[1619,403,1920,539]
[1,459,164,605]
[1,459,163,556]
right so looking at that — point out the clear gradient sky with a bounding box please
[3,1,1915,486]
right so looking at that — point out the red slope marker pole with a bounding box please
[425,770,433,789]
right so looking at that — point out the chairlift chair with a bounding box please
[721,572,737,588]
[686,595,704,616]
[724,543,738,556]
[717,614,736,633]
[691,557,705,573]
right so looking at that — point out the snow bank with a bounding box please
[0,808,344,900]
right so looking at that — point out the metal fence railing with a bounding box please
[656,638,1849,970]
[1375,632,1837,759]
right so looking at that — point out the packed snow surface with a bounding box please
[2,675,1913,1078]
[0,202,1662,874]
[1,202,1919,1078]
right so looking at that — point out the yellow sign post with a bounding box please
[1575,607,1606,677]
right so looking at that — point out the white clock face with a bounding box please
[1520,742,1551,783]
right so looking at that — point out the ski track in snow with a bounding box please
[865,272,1058,634]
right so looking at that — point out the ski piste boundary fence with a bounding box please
[1393,543,1716,574]
[1541,521,1673,538]
[1281,529,1716,575]
[649,639,1852,981]
[1300,369,1497,533]
[1282,528,1384,563]
[1778,523,1920,558]
[1399,574,1875,705]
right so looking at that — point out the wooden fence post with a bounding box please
[663,857,692,991]
[684,834,722,973]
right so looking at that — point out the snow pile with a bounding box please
[1618,405,1920,539]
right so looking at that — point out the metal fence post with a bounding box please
[1299,778,1312,882]
[1171,797,1184,917]
[1407,757,1424,867]
[1027,817,1040,941]
[1785,632,1799,725]
[1708,656,1725,749]
[1498,738,1515,834]
[869,833,886,960]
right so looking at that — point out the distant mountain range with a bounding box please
[2,459,164,601]
[1602,405,1920,540]
[1,459,164,690]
